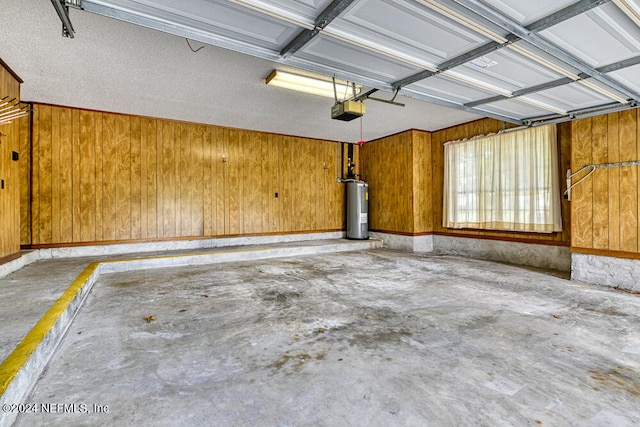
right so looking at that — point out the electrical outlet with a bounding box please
[12,151,19,161]
[1,179,4,189]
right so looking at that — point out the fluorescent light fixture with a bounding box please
[266,70,360,99]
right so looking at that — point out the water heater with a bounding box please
[346,180,369,240]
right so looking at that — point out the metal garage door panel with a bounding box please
[262,0,333,22]
[405,75,500,105]
[328,0,489,66]
[478,0,576,26]
[525,81,616,112]
[454,47,564,93]
[609,63,640,94]
[476,98,552,120]
[540,3,640,68]
[84,0,302,52]
[294,35,422,82]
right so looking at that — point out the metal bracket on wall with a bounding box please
[564,160,640,200]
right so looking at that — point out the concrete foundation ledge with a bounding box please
[572,253,640,291]
[0,232,347,279]
[0,238,381,427]
[433,235,571,272]
[369,232,434,253]
[0,251,40,281]
[0,263,101,427]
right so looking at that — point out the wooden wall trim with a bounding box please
[0,57,23,83]
[367,128,421,143]
[571,246,640,260]
[26,229,344,249]
[25,101,346,144]
[433,232,571,247]
[0,252,21,265]
[370,229,433,236]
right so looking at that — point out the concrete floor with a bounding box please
[11,250,640,426]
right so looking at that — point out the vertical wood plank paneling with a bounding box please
[79,110,96,242]
[591,114,609,249]
[38,105,53,244]
[115,114,131,240]
[139,118,148,239]
[226,128,240,235]
[360,132,413,233]
[239,130,251,234]
[160,120,175,237]
[192,125,204,236]
[572,118,593,249]
[130,116,142,240]
[31,107,40,245]
[0,64,21,256]
[102,114,116,241]
[147,119,158,239]
[25,104,347,247]
[619,109,638,253]
[607,113,621,251]
[19,110,31,245]
[269,135,281,233]
[557,122,572,243]
[50,107,61,244]
[178,123,191,236]
[281,136,293,232]
[94,113,104,242]
[71,109,81,242]
[213,126,225,236]
[259,133,270,233]
[202,126,213,236]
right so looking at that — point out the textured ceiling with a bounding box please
[3,0,640,142]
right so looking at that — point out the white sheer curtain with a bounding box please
[443,124,562,233]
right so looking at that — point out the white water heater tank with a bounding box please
[346,180,369,240]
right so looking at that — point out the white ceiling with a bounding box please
[2,0,640,142]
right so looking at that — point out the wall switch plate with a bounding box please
[12,151,19,161]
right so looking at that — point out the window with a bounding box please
[443,124,562,233]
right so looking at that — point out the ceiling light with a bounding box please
[266,70,360,99]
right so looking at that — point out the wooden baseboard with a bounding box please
[0,252,21,265]
[369,230,433,237]
[571,247,640,260]
[25,229,344,250]
[433,231,570,247]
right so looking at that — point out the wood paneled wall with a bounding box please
[359,129,432,234]
[360,119,571,245]
[0,62,21,261]
[25,104,346,246]
[432,119,571,244]
[571,109,640,255]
